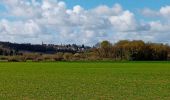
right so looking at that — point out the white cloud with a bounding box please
[109,11,137,31]
[73,5,84,14]
[139,5,170,43]
[0,0,170,45]
[160,6,170,18]
[140,8,160,17]
[0,19,41,37]
[149,21,170,32]
[93,3,123,16]
[141,5,170,19]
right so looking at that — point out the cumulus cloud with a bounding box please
[93,3,123,16]
[0,0,170,45]
[0,19,41,37]
[160,6,170,18]
[139,5,170,43]
[140,8,160,17]
[141,5,170,19]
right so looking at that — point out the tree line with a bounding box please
[92,40,169,61]
[0,40,170,62]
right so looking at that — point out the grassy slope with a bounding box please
[0,62,170,100]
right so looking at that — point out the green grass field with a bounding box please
[0,62,170,100]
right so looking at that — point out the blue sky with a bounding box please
[0,3,6,11]
[0,0,170,45]
[64,0,170,10]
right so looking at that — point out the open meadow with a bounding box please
[0,62,170,100]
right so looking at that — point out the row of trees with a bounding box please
[93,40,169,61]
[0,40,170,62]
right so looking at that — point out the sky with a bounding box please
[0,0,170,45]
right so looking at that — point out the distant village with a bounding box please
[0,41,91,55]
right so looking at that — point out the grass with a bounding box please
[0,62,170,100]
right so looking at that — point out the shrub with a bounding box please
[32,56,44,62]
[7,56,26,62]
[63,53,73,61]
[53,52,64,61]
[23,53,40,61]
[0,56,8,61]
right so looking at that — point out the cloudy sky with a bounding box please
[0,0,170,45]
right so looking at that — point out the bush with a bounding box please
[63,53,73,61]
[23,53,40,61]
[42,54,54,61]
[32,56,44,62]
[53,52,64,61]
[7,56,26,62]
[0,56,8,61]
